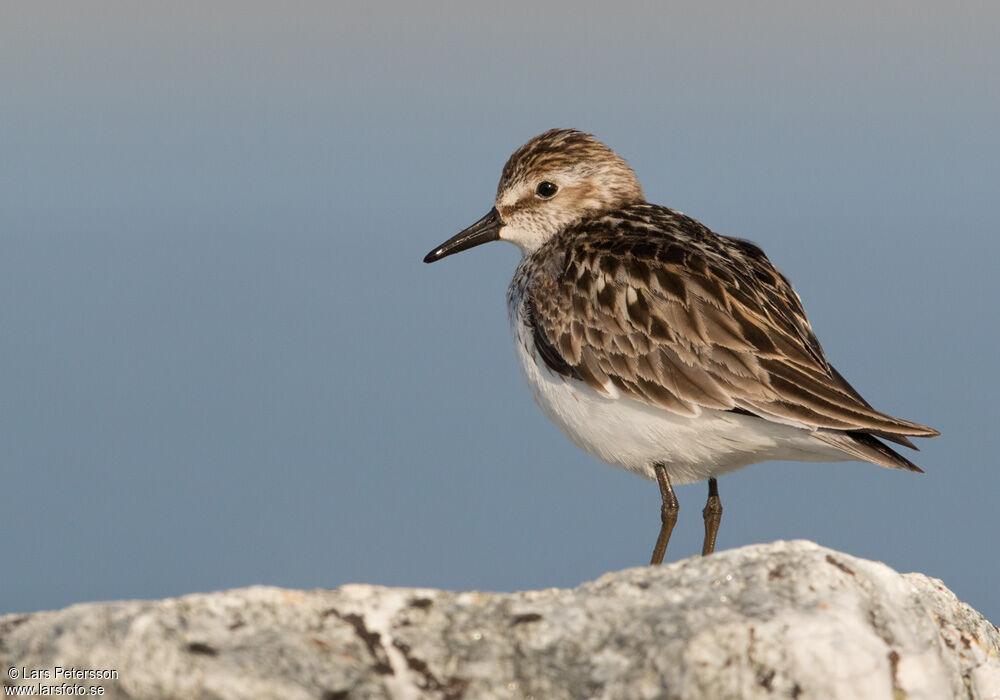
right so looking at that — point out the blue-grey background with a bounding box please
[2,3,997,621]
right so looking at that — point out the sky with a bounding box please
[1,2,998,623]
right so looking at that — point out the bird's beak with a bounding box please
[424,208,503,263]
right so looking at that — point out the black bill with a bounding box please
[423,208,503,263]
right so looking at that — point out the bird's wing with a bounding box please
[527,220,939,440]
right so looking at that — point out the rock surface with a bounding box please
[2,540,998,699]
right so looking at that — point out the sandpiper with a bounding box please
[424,129,939,564]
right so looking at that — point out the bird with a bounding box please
[423,128,939,564]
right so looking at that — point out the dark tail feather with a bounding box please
[813,430,925,473]
[875,433,918,450]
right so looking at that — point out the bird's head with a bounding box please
[424,129,644,263]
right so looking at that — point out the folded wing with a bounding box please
[527,212,939,453]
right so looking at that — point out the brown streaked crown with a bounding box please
[499,129,643,203]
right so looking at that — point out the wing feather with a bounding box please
[526,205,939,440]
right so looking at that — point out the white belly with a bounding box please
[508,304,847,484]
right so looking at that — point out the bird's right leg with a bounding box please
[650,463,678,565]
[701,477,722,556]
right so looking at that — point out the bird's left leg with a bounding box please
[650,463,678,565]
[701,477,722,555]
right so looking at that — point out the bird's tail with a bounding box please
[813,429,925,472]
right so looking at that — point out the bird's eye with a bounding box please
[535,181,559,199]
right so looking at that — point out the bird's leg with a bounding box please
[701,477,722,556]
[650,463,678,565]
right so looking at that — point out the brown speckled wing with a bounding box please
[527,204,939,439]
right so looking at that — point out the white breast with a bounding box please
[506,284,846,484]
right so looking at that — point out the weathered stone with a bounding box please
[2,540,997,699]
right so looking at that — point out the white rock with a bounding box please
[2,541,997,699]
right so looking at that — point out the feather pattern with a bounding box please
[515,203,939,452]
